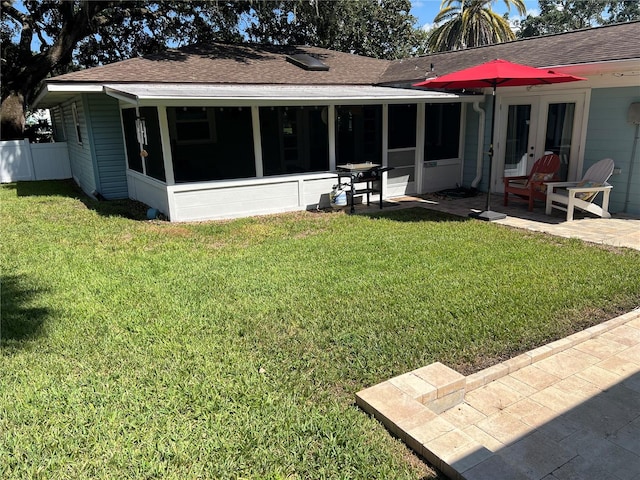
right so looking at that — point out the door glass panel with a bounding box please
[503,104,531,177]
[545,103,575,181]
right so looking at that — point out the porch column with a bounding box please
[328,104,336,170]
[157,106,175,185]
[415,103,426,194]
[458,103,467,187]
[382,104,389,166]
[251,106,264,177]
[382,103,389,198]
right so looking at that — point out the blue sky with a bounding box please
[410,0,541,30]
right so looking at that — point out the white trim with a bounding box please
[43,83,104,92]
[423,158,461,167]
[458,103,467,186]
[382,104,389,196]
[388,147,416,153]
[127,167,167,187]
[415,104,426,194]
[494,89,591,189]
[104,87,138,104]
[168,171,337,193]
[135,106,146,176]
[544,59,640,76]
[157,106,176,185]
[71,101,82,145]
[251,106,264,177]
[32,84,104,108]
[328,105,336,170]
[100,84,476,107]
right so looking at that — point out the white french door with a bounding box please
[493,92,587,193]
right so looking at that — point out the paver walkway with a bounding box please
[357,310,640,480]
[388,193,640,251]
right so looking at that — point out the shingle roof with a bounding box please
[49,43,391,85]
[47,22,639,88]
[379,21,640,85]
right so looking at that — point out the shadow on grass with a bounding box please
[14,180,150,220]
[15,179,83,198]
[363,207,471,223]
[1,274,50,349]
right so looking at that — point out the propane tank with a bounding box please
[330,184,347,208]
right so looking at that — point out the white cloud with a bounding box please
[421,22,438,32]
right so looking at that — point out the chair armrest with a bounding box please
[544,181,578,188]
[566,184,612,194]
[504,175,529,188]
[504,175,529,181]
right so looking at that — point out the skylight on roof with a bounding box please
[286,53,329,71]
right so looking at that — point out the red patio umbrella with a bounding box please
[414,59,586,221]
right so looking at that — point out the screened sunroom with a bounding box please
[105,84,477,221]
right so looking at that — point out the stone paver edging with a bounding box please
[356,308,640,479]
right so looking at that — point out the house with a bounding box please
[34,22,640,221]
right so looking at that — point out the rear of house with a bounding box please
[34,22,640,220]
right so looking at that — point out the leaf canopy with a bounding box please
[427,0,526,52]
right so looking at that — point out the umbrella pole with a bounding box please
[470,86,507,221]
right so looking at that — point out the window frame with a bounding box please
[167,107,217,145]
[71,101,82,145]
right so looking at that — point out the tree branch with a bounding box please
[1,1,26,24]
[35,25,49,51]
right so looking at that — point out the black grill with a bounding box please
[335,163,393,213]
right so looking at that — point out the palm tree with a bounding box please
[427,0,526,52]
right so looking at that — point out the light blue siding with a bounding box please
[85,94,128,199]
[462,101,482,188]
[59,96,96,196]
[460,95,492,191]
[585,86,640,215]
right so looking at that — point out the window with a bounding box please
[168,107,255,182]
[121,107,166,181]
[388,104,417,149]
[71,101,82,144]
[139,108,166,182]
[424,103,461,161]
[51,107,66,142]
[260,106,329,176]
[336,105,382,165]
[122,108,143,173]
[167,107,216,144]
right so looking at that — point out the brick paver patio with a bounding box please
[357,310,640,479]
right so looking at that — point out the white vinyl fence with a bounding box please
[0,139,71,183]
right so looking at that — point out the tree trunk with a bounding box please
[1,2,101,141]
[0,91,27,141]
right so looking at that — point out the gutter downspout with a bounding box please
[471,100,485,189]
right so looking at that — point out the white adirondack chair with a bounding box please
[545,158,615,221]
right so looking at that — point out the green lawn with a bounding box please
[2,180,639,479]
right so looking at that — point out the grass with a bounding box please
[1,180,639,479]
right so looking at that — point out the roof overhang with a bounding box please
[32,83,104,108]
[104,84,479,106]
[541,59,640,88]
[34,83,479,109]
[542,58,640,76]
